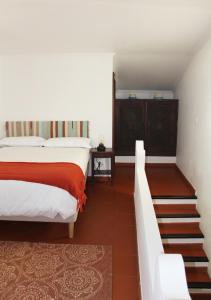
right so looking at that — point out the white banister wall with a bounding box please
[134,141,191,300]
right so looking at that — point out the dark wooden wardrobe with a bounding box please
[114,99,178,156]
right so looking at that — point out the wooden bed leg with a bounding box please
[68,223,74,238]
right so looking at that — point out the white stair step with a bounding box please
[153,198,197,204]
[189,288,211,294]
[185,262,209,267]
[157,217,200,223]
[162,238,204,244]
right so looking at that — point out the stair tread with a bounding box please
[152,195,197,199]
[154,204,200,218]
[191,294,211,299]
[186,267,211,287]
[163,243,208,262]
[159,223,204,238]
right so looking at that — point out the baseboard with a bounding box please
[115,162,176,168]
[115,156,135,163]
[146,156,176,163]
[115,156,176,163]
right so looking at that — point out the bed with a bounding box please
[0,121,90,238]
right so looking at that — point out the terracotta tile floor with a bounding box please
[145,164,195,196]
[0,165,141,300]
[0,164,193,299]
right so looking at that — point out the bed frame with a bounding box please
[1,120,89,238]
[0,214,78,238]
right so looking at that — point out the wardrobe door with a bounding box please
[146,100,178,156]
[114,100,145,155]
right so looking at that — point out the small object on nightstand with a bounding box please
[97,143,106,152]
[91,148,115,183]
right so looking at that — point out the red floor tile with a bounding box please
[0,165,140,300]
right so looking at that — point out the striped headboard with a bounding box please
[5,121,89,138]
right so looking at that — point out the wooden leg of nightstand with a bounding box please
[111,155,115,184]
[68,222,74,238]
[91,156,95,183]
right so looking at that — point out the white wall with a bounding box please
[0,58,3,138]
[116,89,174,99]
[0,53,113,147]
[176,37,211,274]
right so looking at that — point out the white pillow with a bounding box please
[0,136,46,147]
[43,137,91,149]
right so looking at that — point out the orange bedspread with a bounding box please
[0,162,86,210]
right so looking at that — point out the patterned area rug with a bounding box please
[0,241,112,300]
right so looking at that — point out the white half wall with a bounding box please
[176,37,211,274]
[0,53,114,147]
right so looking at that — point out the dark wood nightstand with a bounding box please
[91,148,115,183]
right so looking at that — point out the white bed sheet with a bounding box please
[0,180,77,220]
[0,147,90,220]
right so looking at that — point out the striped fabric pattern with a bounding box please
[5,121,89,138]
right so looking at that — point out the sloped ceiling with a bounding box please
[0,0,211,89]
[115,53,192,90]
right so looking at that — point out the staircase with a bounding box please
[153,195,211,299]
